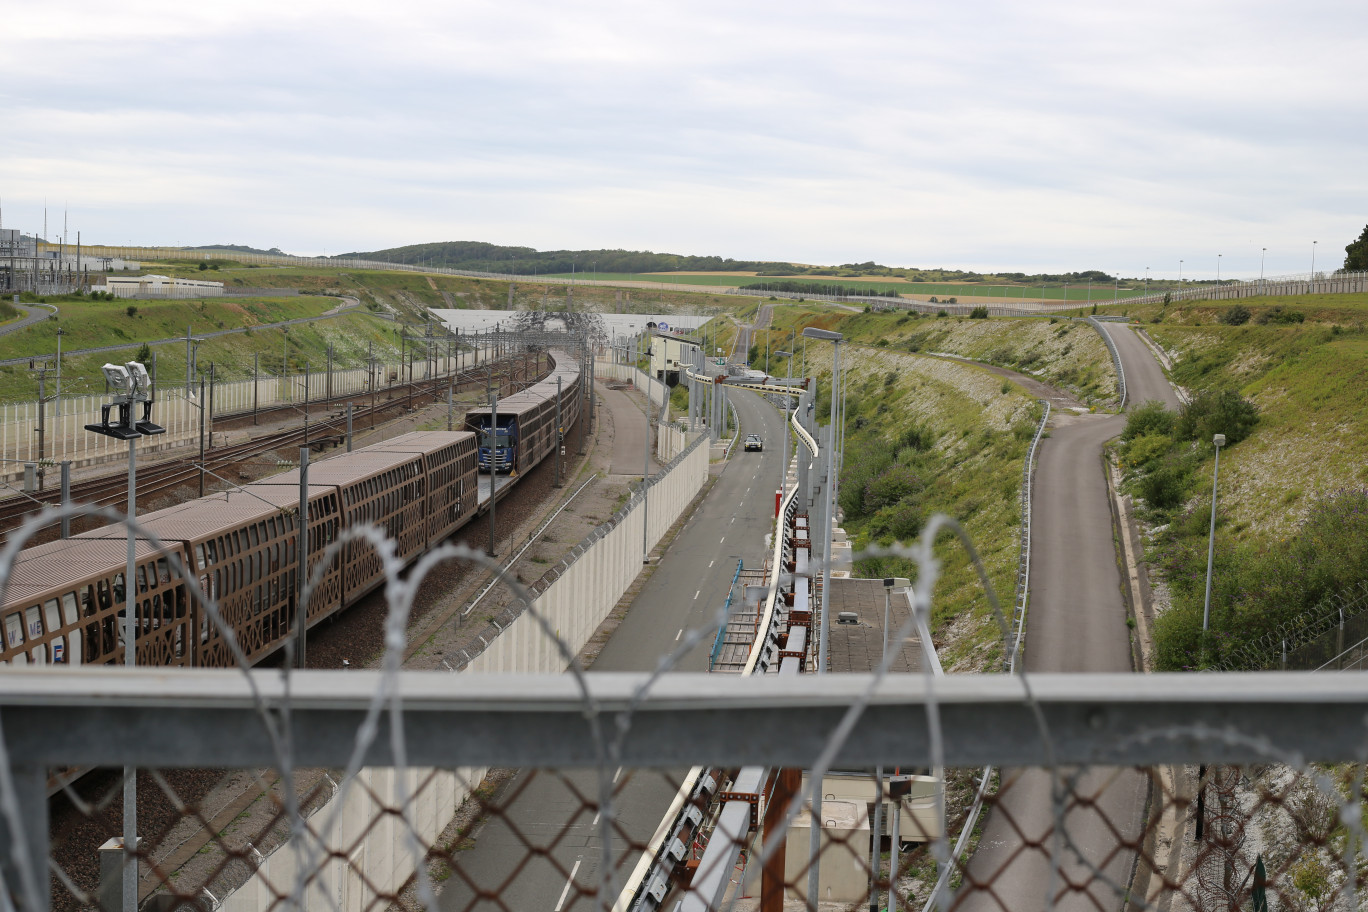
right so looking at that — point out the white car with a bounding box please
[744,435,764,452]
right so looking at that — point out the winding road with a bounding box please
[959,321,1179,911]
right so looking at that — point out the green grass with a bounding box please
[1106,293,1368,668]
[543,272,1149,301]
[751,305,1117,405]
[0,294,406,401]
[801,341,1041,671]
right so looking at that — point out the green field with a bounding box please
[542,272,1148,301]
[0,293,406,402]
[1107,293,1368,669]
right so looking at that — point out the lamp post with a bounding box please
[642,328,654,564]
[1311,241,1318,292]
[775,350,793,509]
[84,361,165,912]
[801,326,843,675]
[1217,254,1222,297]
[1261,248,1266,290]
[1202,433,1227,638]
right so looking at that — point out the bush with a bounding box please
[1138,461,1190,510]
[899,424,934,453]
[864,464,924,512]
[1121,433,1172,470]
[1218,304,1251,325]
[929,296,938,304]
[125,305,138,317]
[1256,305,1305,325]
[936,310,948,318]
[198,262,209,271]
[868,498,924,542]
[135,343,152,365]
[1176,389,1259,444]
[1122,399,1176,441]
[969,306,989,319]
[1163,292,1172,304]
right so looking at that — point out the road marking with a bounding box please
[676,628,683,641]
[708,559,715,568]
[694,590,701,599]
[730,517,735,524]
[720,537,725,544]
[555,858,583,912]
[613,766,623,783]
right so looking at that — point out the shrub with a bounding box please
[198,262,209,271]
[1121,433,1172,470]
[899,424,934,452]
[1256,305,1305,325]
[864,463,924,513]
[969,306,989,319]
[1138,461,1190,510]
[1176,389,1259,444]
[868,498,924,541]
[1163,292,1172,304]
[947,297,958,305]
[936,310,948,318]
[1122,399,1176,440]
[929,296,938,304]
[1218,304,1251,325]
[125,305,138,317]
[135,342,152,365]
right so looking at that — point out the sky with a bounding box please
[2,0,1366,280]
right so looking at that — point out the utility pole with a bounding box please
[488,385,498,557]
[55,327,64,415]
[554,375,562,487]
[296,448,310,669]
[253,352,259,425]
[198,373,206,497]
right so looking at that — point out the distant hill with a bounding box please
[334,241,790,276]
[336,241,1120,285]
[186,244,292,256]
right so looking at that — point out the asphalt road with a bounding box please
[0,302,57,338]
[959,322,1178,911]
[599,383,659,476]
[438,383,788,912]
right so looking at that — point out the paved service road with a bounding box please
[599,383,659,476]
[1103,321,1183,409]
[439,383,788,912]
[0,302,56,338]
[960,321,1179,911]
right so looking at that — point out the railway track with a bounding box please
[0,353,549,539]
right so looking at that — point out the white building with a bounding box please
[92,274,224,298]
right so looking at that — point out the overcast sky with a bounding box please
[3,1,1365,279]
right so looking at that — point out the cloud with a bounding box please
[2,0,1365,276]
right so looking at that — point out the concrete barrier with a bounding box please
[217,430,710,912]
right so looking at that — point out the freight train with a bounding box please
[0,349,583,668]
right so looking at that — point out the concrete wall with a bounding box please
[594,360,667,411]
[217,429,709,912]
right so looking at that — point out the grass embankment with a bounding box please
[138,261,756,320]
[1107,293,1368,668]
[801,340,1042,671]
[542,272,1150,302]
[752,306,1116,406]
[0,294,405,402]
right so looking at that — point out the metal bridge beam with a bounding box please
[1,670,1365,769]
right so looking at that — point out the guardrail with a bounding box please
[1086,316,1128,410]
[708,560,747,670]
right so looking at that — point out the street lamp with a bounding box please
[1202,433,1227,636]
[1311,241,1318,292]
[774,350,793,510]
[1261,248,1266,289]
[801,326,843,676]
[84,361,165,912]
